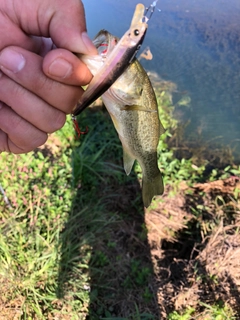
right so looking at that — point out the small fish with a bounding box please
[74,3,164,207]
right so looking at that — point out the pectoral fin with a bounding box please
[121,105,157,112]
[123,147,135,175]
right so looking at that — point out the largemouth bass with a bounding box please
[79,29,165,207]
[73,3,164,207]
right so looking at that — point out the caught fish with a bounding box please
[74,2,164,207]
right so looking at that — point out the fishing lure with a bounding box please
[72,1,159,136]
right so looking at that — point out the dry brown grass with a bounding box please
[145,177,240,318]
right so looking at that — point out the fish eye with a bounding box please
[134,29,140,36]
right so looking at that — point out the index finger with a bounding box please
[13,0,97,54]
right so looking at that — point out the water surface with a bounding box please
[83,0,240,162]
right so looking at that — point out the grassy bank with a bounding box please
[0,87,239,319]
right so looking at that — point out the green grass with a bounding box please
[168,302,236,320]
[0,89,239,319]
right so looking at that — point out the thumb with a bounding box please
[48,0,97,54]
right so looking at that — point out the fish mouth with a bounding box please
[72,30,121,116]
[72,30,130,116]
[92,30,118,57]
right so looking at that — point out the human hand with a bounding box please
[0,0,97,154]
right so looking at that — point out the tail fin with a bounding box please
[142,171,164,208]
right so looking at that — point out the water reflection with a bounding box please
[83,0,240,162]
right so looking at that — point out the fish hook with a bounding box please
[71,115,89,138]
[143,0,161,23]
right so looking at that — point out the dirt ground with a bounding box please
[145,177,240,318]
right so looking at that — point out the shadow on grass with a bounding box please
[56,108,240,319]
[57,108,160,319]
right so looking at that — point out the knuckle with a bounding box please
[10,81,29,102]
[34,75,53,93]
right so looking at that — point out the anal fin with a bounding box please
[123,147,135,175]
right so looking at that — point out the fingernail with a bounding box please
[0,49,26,73]
[82,32,97,54]
[48,58,73,79]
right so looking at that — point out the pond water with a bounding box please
[83,0,240,163]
